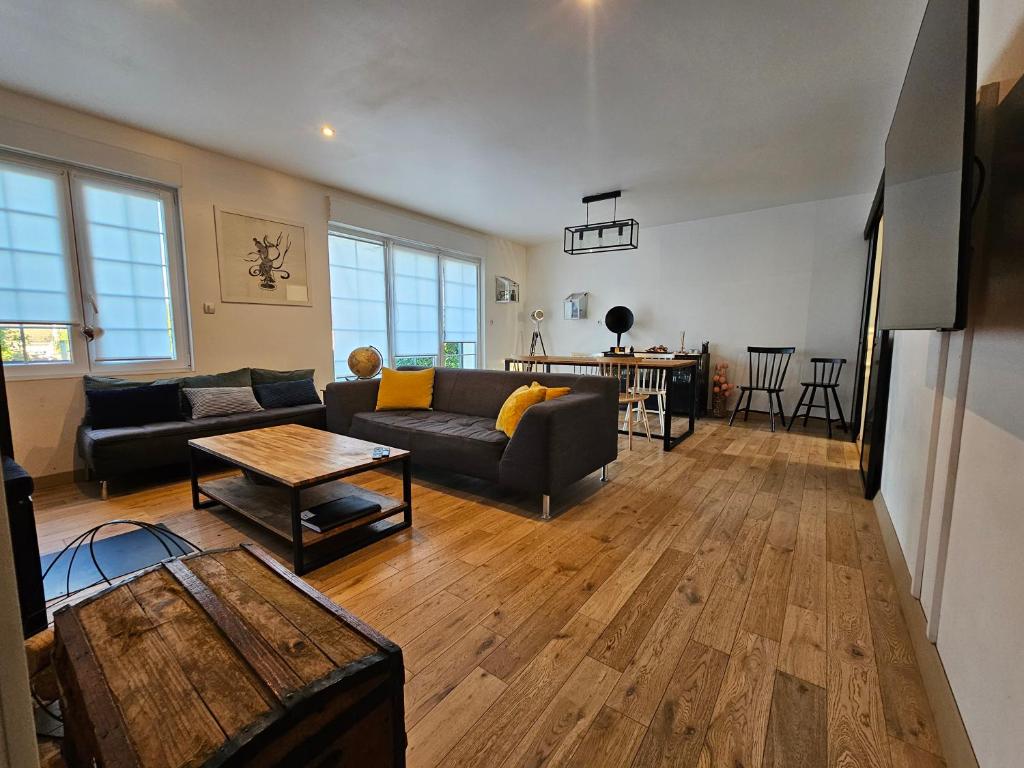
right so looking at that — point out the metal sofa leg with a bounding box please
[600,465,608,482]
[100,480,109,501]
[542,494,551,520]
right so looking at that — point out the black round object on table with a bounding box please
[604,306,634,348]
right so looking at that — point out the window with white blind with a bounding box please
[442,256,478,369]
[327,229,481,379]
[328,233,389,377]
[392,245,440,367]
[0,152,190,378]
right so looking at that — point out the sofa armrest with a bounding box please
[325,380,380,434]
[499,391,618,495]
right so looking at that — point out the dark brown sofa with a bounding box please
[324,368,618,518]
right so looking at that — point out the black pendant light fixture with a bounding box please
[563,190,639,255]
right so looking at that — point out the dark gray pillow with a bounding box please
[82,375,183,425]
[251,367,315,385]
[180,367,252,390]
[86,383,183,429]
[253,379,321,409]
[183,387,263,419]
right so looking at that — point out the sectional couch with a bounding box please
[325,368,619,518]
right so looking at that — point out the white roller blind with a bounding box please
[0,161,76,324]
[328,233,389,379]
[75,178,178,362]
[442,257,478,344]
[392,245,439,356]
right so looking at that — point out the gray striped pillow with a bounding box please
[183,386,263,419]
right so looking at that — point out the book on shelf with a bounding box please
[300,496,382,533]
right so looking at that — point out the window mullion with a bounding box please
[384,239,396,368]
[437,250,445,367]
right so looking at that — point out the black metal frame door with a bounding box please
[856,178,892,499]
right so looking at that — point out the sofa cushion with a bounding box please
[180,368,252,390]
[82,375,184,425]
[251,367,315,385]
[495,385,546,437]
[350,409,508,481]
[85,383,183,429]
[532,382,571,401]
[254,379,320,408]
[179,368,253,415]
[184,386,263,418]
[376,367,435,411]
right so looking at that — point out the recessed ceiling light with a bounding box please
[320,125,335,138]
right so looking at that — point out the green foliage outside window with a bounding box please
[393,342,472,370]
[0,327,26,363]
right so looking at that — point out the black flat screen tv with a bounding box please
[880,0,979,331]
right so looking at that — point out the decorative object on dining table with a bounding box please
[604,305,635,354]
[711,361,735,417]
[679,331,686,352]
[496,275,520,302]
[214,207,310,306]
[564,292,589,319]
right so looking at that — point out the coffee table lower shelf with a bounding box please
[195,474,411,575]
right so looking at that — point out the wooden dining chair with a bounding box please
[788,357,848,438]
[600,360,651,450]
[630,366,668,434]
[728,346,795,432]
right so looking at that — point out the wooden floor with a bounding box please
[35,417,945,768]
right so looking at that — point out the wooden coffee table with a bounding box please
[188,424,411,575]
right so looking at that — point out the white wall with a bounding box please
[878,2,1024,765]
[0,87,526,479]
[526,193,871,413]
[879,331,944,571]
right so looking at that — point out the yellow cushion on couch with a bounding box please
[375,367,435,411]
[496,385,547,437]
[532,381,571,401]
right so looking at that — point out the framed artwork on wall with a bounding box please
[214,207,310,306]
[495,276,519,303]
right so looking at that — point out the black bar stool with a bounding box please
[728,346,795,432]
[788,357,848,438]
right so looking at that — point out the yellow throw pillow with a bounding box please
[496,385,546,437]
[375,367,435,411]
[530,381,571,401]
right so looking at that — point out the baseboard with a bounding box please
[31,470,77,490]
[873,492,978,768]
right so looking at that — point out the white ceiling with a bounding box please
[0,0,926,244]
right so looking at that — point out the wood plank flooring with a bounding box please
[34,417,945,767]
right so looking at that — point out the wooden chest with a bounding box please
[52,544,406,767]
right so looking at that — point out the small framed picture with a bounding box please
[495,275,520,303]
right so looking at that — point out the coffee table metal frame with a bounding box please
[188,432,412,576]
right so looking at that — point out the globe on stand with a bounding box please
[347,346,384,379]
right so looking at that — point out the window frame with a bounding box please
[328,229,391,377]
[0,152,87,377]
[328,224,484,378]
[0,150,192,380]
